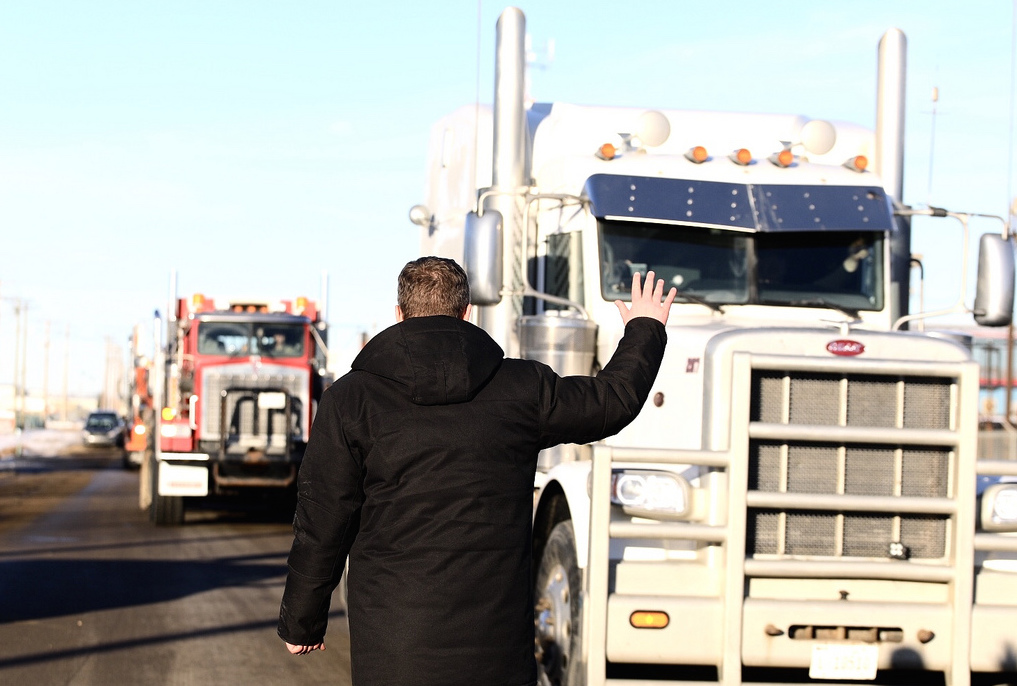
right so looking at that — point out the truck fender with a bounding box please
[534,460,593,570]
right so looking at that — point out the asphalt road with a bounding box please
[0,450,352,685]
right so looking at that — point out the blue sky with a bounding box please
[1,1,1015,397]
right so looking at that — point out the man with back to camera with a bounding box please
[278,256,676,685]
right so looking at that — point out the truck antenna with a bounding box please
[926,85,938,207]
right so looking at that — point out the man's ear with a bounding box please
[395,305,405,322]
[462,304,472,321]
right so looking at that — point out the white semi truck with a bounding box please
[410,8,1017,685]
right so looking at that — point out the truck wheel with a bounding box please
[152,492,184,526]
[149,460,184,526]
[139,453,153,511]
[535,520,583,686]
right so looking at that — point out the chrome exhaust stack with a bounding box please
[877,28,910,322]
[482,6,528,354]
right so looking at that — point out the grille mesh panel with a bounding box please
[201,365,309,442]
[904,380,952,430]
[844,447,894,496]
[785,512,836,556]
[787,445,838,494]
[902,449,949,498]
[788,374,840,426]
[747,369,956,562]
[847,378,898,428]
[842,514,895,557]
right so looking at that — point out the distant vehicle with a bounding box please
[143,288,331,526]
[81,411,127,450]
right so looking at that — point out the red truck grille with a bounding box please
[200,363,310,445]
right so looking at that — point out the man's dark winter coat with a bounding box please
[278,315,667,686]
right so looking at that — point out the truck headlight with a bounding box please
[611,470,691,519]
[981,483,1017,532]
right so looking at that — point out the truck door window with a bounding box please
[544,231,584,311]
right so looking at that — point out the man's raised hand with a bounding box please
[614,271,677,326]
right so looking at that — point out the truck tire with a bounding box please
[152,491,184,526]
[149,459,184,526]
[139,452,153,511]
[535,519,583,686]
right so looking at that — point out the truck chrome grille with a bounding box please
[747,370,954,561]
[201,363,309,444]
[751,372,952,429]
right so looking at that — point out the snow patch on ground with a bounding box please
[0,429,85,463]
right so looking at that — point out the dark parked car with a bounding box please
[82,411,127,449]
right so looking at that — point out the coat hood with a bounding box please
[351,315,504,406]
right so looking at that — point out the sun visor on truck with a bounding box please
[583,174,895,232]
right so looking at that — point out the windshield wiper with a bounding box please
[673,292,725,312]
[777,298,860,318]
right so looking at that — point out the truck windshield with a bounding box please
[197,322,306,358]
[600,219,883,313]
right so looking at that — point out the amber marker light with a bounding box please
[630,611,670,629]
[161,407,176,421]
[684,146,708,163]
[769,148,794,167]
[844,155,868,173]
[596,143,617,160]
[192,293,206,310]
[730,148,753,166]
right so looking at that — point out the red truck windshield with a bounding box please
[196,321,306,358]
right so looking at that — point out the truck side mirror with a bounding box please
[973,233,1015,327]
[464,210,504,305]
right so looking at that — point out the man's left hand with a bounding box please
[286,641,325,655]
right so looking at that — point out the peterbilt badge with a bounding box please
[826,339,865,356]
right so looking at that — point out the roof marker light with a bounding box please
[844,155,868,172]
[769,148,794,168]
[596,143,618,160]
[684,146,708,163]
[730,148,753,166]
[630,611,670,629]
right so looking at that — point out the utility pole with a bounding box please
[102,337,111,409]
[62,324,69,422]
[0,282,4,428]
[43,321,51,425]
[19,302,28,428]
[13,300,22,430]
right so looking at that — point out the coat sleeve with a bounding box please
[277,387,363,645]
[537,317,667,449]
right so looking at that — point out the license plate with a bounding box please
[259,392,287,409]
[158,462,209,497]
[809,643,879,681]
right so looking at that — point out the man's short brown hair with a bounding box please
[397,256,471,319]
